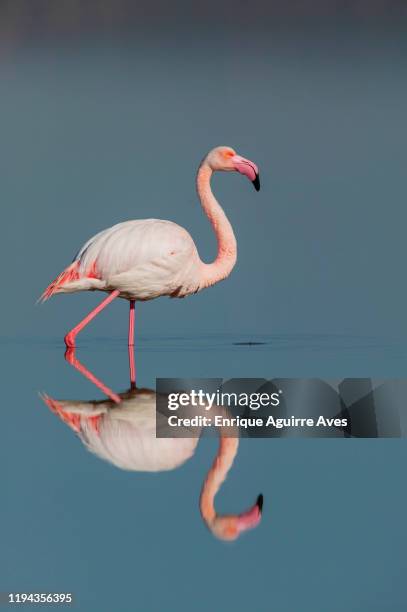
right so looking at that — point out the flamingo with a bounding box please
[40,353,263,541]
[40,146,260,347]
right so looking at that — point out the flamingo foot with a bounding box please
[64,332,76,348]
[62,289,120,349]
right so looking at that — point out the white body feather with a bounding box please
[62,219,204,300]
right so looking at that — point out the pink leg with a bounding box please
[128,300,136,387]
[64,290,120,348]
[128,345,136,389]
[65,347,121,404]
[128,300,135,346]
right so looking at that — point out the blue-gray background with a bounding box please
[1,3,406,611]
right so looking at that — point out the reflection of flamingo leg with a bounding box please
[64,348,121,403]
[64,289,120,348]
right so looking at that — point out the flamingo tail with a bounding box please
[39,261,106,302]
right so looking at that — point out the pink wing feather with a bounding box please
[40,261,81,302]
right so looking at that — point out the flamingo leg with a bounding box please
[128,300,136,387]
[64,289,120,348]
[128,300,135,346]
[128,345,136,389]
[64,347,121,403]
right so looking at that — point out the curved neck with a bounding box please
[200,437,239,523]
[196,163,237,287]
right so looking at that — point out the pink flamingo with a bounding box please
[40,146,260,347]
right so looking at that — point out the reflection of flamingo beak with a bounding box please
[237,494,263,533]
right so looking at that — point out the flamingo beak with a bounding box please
[252,173,260,192]
[232,155,260,192]
[237,494,263,533]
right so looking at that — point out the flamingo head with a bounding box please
[206,494,263,541]
[205,146,260,191]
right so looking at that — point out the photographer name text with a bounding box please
[168,415,348,430]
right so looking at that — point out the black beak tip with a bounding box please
[256,493,264,513]
[252,173,260,192]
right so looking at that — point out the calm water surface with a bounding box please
[1,335,406,611]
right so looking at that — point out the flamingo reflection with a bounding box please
[41,348,263,541]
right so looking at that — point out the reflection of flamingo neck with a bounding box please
[197,163,237,287]
[199,437,239,523]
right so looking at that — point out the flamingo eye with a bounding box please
[224,151,235,158]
